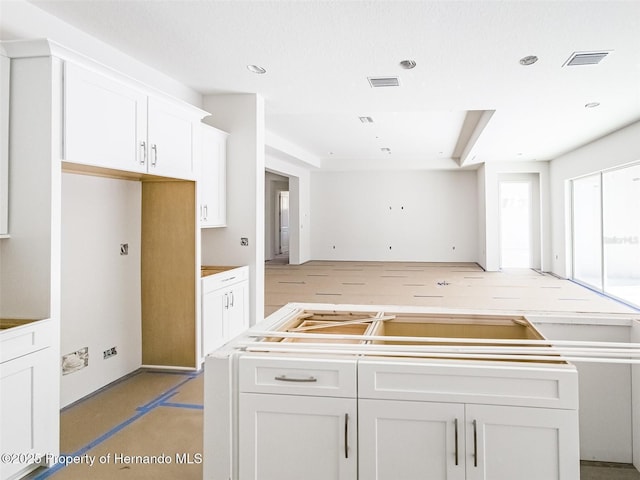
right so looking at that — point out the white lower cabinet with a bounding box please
[359,400,579,480]
[466,404,579,480]
[201,266,249,356]
[239,393,357,480]
[359,399,464,480]
[1,319,59,480]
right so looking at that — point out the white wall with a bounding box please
[60,173,141,407]
[0,57,60,320]
[534,319,633,463]
[476,164,488,269]
[550,120,640,278]
[310,170,477,262]
[201,94,265,324]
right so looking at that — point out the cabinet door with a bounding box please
[359,399,465,480]
[64,62,147,172]
[465,404,579,480]
[147,97,195,179]
[239,393,357,480]
[227,283,248,339]
[1,348,58,479]
[200,125,227,227]
[201,287,226,355]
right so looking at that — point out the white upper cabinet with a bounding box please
[199,124,228,227]
[64,62,204,180]
[147,96,196,179]
[64,62,147,173]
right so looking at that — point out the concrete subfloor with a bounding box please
[28,262,639,479]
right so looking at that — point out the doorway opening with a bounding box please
[499,180,532,268]
[278,191,290,256]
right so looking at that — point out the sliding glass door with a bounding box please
[602,164,640,306]
[571,163,640,307]
[572,173,602,290]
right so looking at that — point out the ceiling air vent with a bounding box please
[564,51,610,66]
[368,76,400,88]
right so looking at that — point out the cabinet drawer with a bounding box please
[239,356,357,398]
[358,359,578,409]
[1,319,54,363]
[202,266,248,292]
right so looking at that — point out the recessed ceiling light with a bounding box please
[585,102,600,108]
[359,116,374,123]
[399,60,417,69]
[247,64,266,74]
[519,55,538,66]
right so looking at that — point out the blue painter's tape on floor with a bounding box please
[34,372,199,479]
[160,402,204,410]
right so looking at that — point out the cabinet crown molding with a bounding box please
[0,38,210,119]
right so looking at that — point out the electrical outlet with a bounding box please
[240,237,249,246]
[120,243,128,255]
[103,346,117,359]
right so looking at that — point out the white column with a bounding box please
[201,94,265,324]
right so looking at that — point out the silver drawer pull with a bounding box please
[274,375,318,383]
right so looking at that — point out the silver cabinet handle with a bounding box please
[151,143,158,166]
[274,375,317,383]
[230,290,235,307]
[344,413,349,459]
[139,141,147,165]
[454,418,459,466]
[203,204,208,220]
[473,419,478,467]
[224,293,229,309]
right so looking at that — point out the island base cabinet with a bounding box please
[359,399,579,480]
[467,404,580,480]
[359,399,465,480]
[239,393,357,480]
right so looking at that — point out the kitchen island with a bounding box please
[203,303,586,480]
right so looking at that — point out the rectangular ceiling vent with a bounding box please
[368,76,400,88]
[359,116,374,123]
[564,51,610,66]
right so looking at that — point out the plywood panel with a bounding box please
[142,180,196,367]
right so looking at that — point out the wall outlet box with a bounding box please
[62,347,89,375]
[103,346,117,359]
[240,237,249,246]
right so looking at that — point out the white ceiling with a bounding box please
[18,1,640,170]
